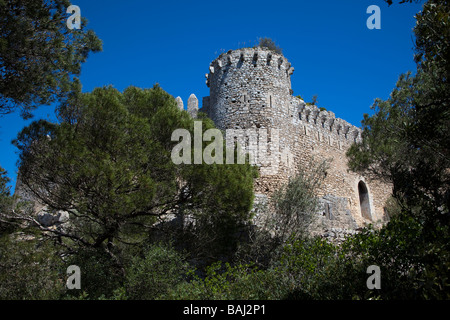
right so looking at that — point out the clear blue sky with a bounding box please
[0,0,424,192]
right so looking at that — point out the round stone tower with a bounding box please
[202,47,295,132]
[201,47,392,232]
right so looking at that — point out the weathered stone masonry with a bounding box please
[177,47,392,236]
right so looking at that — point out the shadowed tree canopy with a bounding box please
[11,85,257,256]
[0,0,102,119]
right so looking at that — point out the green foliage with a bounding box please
[64,247,124,300]
[256,37,283,54]
[346,3,449,290]
[234,159,329,270]
[277,213,449,300]
[0,235,65,299]
[3,0,448,301]
[164,262,290,300]
[15,85,256,260]
[385,0,423,6]
[270,159,328,242]
[280,237,336,278]
[0,0,102,118]
[125,243,191,300]
[1,210,448,300]
[0,166,14,233]
[304,95,319,106]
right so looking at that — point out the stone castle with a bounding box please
[13,46,392,241]
[176,47,392,238]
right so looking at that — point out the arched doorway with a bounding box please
[358,181,372,220]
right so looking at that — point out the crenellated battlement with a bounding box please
[206,48,293,88]
[290,96,362,147]
[200,47,361,151]
[175,94,198,118]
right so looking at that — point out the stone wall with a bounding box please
[200,47,392,232]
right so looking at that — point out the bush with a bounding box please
[257,37,282,54]
[234,159,329,269]
[269,159,328,243]
[342,213,450,299]
[125,243,191,300]
[164,262,290,300]
[0,235,65,299]
[63,247,124,300]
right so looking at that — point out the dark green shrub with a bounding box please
[64,247,124,300]
[164,262,290,300]
[125,243,191,300]
[342,213,450,299]
[0,235,65,299]
[257,37,282,54]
